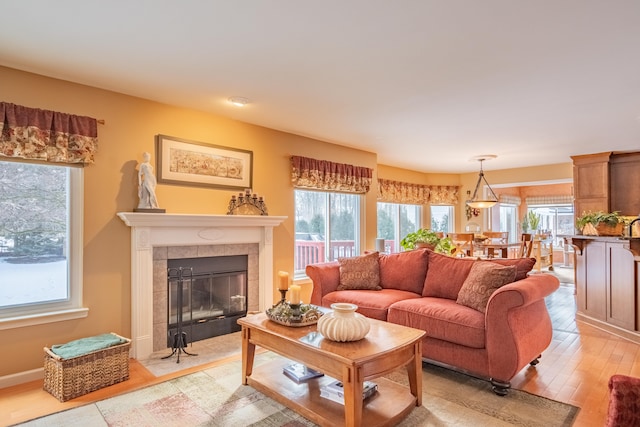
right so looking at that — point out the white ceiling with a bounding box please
[1,1,639,173]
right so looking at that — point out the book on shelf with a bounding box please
[319,380,378,405]
[282,362,324,383]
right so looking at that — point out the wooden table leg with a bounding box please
[241,326,255,385]
[342,366,363,427]
[406,340,422,406]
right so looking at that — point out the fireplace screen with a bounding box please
[167,255,247,346]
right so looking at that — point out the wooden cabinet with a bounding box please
[570,236,638,337]
[610,152,640,216]
[572,151,640,217]
[571,152,611,216]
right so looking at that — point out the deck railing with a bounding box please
[295,239,395,271]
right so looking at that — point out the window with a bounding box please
[430,205,453,233]
[377,202,421,253]
[295,190,361,275]
[0,160,86,329]
[528,205,574,246]
[499,204,518,243]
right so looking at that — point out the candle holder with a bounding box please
[289,303,301,320]
[278,289,288,305]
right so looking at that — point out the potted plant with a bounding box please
[575,211,625,236]
[526,211,541,233]
[400,229,453,254]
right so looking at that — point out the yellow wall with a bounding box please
[0,65,572,378]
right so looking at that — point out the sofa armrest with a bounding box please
[306,261,340,305]
[484,273,560,382]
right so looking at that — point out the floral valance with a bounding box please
[291,155,373,193]
[377,179,460,205]
[0,102,98,165]
[429,185,460,204]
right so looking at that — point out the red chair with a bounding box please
[606,374,640,426]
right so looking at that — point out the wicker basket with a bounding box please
[582,222,625,236]
[43,333,131,402]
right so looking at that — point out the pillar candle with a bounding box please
[289,284,301,304]
[278,271,289,290]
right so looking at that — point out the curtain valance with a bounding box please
[0,102,98,165]
[291,155,373,193]
[526,195,573,206]
[499,195,522,206]
[377,179,459,205]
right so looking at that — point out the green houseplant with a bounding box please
[400,229,453,254]
[576,211,624,236]
[526,211,541,232]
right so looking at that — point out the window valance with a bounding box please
[526,195,573,206]
[377,179,459,205]
[499,195,522,206]
[291,155,373,193]
[0,102,98,165]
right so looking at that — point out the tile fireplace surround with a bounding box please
[117,212,287,360]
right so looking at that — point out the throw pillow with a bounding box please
[422,250,475,299]
[338,251,382,291]
[379,248,429,294]
[488,257,536,281]
[456,261,517,313]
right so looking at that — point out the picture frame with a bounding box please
[156,134,253,190]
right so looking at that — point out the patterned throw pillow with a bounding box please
[456,261,517,313]
[337,252,382,291]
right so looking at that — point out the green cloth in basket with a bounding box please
[50,333,127,359]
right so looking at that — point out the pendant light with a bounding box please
[466,155,498,209]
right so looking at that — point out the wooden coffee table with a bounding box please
[238,312,425,427]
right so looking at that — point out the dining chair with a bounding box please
[484,231,509,244]
[519,233,534,258]
[447,233,474,257]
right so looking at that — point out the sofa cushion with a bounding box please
[338,251,381,290]
[322,289,421,321]
[379,248,429,294]
[488,257,536,281]
[388,297,486,349]
[456,261,517,313]
[422,250,475,299]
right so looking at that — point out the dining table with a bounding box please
[474,241,522,258]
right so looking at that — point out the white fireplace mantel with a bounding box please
[117,212,287,359]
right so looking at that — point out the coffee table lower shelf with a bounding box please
[247,357,417,427]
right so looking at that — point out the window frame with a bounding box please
[377,202,422,254]
[430,205,454,233]
[0,164,88,330]
[294,189,363,278]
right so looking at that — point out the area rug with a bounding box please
[16,353,579,427]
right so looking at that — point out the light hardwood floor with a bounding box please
[1,278,636,426]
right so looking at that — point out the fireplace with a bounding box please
[166,255,248,345]
[117,212,287,360]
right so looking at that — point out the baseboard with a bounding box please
[0,367,44,389]
[576,312,640,345]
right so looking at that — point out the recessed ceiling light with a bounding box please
[228,96,250,107]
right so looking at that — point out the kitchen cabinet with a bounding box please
[569,236,639,338]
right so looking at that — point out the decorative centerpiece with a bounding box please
[316,303,370,342]
[266,271,323,327]
[576,211,625,236]
[266,301,324,327]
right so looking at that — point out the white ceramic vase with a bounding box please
[317,303,370,342]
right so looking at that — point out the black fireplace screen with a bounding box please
[167,255,248,346]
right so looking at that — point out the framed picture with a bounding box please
[156,134,253,190]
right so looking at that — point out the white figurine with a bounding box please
[137,152,160,209]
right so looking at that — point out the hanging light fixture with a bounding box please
[466,155,498,209]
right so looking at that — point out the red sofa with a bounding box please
[306,248,560,395]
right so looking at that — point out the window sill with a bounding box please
[0,307,89,330]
